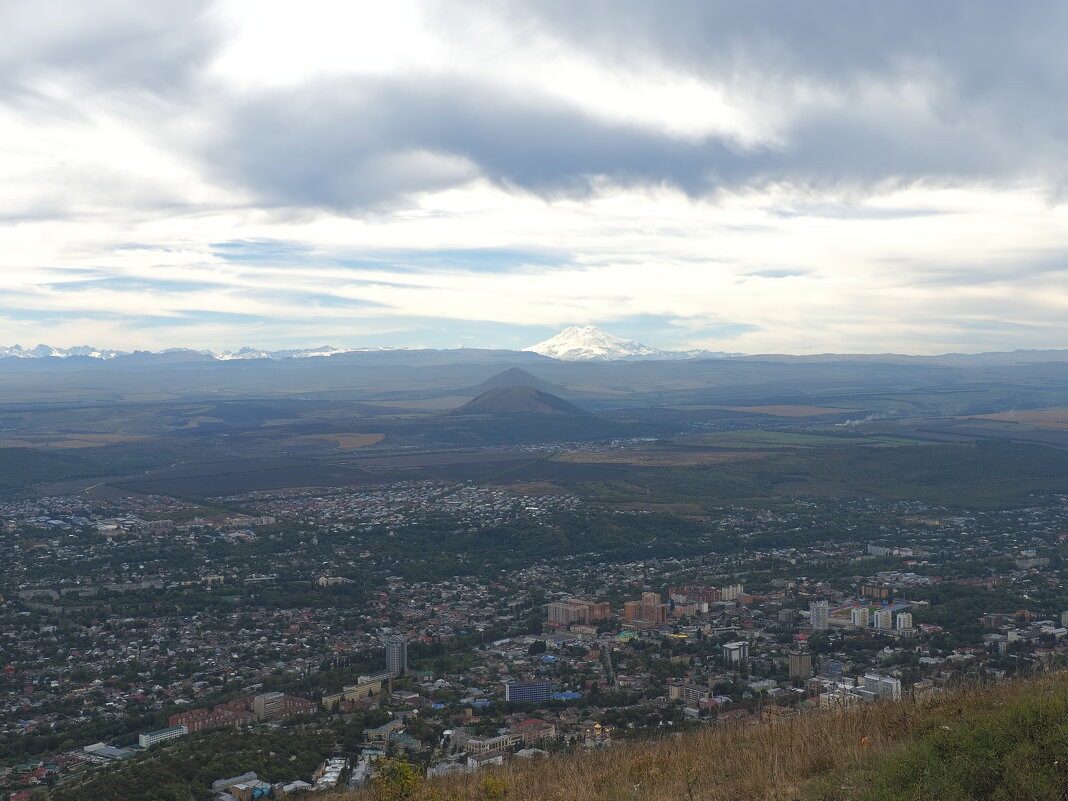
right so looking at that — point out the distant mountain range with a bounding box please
[0,326,738,364]
[0,343,381,361]
[3,326,1068,366]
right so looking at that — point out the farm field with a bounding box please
[709,404,861,417]
[527,439,1068,511]
[963,407,1068,429]
[0,433,147,449]
[113,458,385,497]
[668,429,933,450]
[278,432,385,450]
[553,449,768,467]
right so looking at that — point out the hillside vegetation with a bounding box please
[343,672,1068,801]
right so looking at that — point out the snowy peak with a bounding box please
[0,344,124,359]
[217,345,362,360]
[524,326,664,361]
[524,326,744,361]
[0,336,741,363]
[0,344,366,362]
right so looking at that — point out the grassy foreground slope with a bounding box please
[346,673,1068,801]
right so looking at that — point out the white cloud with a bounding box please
[2,1,1068,354]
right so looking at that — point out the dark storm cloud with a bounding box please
[490,1,1068,95]
[199,76,758,209]
[7,1,1068,211]
[192,1,1068,209]
[491,0,1068,177]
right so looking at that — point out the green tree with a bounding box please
[373,758,424,801]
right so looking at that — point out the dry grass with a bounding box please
[338,674,1068,801]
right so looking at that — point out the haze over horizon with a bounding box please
[4,1,1068,355]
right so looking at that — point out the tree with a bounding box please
[373,758,424,801]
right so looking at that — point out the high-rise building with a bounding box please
[895,612,913,631]
[809,601,830,631]
[851,607,870,628]
[789,649,813,680]
[253,692,285,720]
[720,584,744,602]
[873,609,893,630]
[859,583,892,600]
[819,657,843,681]
[723,641,749,666]
[668,585,721,604]
[386,636,407,678]
[504,681,551,703]
[1061,610,1068,629]
[547,599,611,626]
[251,692,313,721]
[623,592,667,624]
[862,673,902,701]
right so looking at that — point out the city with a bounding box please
[4,479,1068,799]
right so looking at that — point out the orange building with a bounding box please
[623,592,667,624]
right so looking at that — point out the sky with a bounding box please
[3,1,1068,355]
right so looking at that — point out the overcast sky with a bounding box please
[3,0,1068,354]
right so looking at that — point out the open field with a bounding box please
[554,449,769,467]
[113,458,385,496]
[0,433,148,449]
[670,430,932,450]
[859,418,1068,450]
[524,439,1068,510]
[712,404,861,417]
[15,432,1068,509]
[963,407,1068,429]
[278,432,385,450]
[369,395,473,410]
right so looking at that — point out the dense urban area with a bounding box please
[3,472,1068,801]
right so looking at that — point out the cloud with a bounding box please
[174,1,1068,211]
[0,1,215,101]
[2,1,1068,354]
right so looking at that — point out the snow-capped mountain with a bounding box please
[524,325,739,361]
[0,344,380,361]
[0,334,739,363]
[525,326,661,360]
[216,345,363,360]
[216,347,274,360]
[0,344,125,359]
